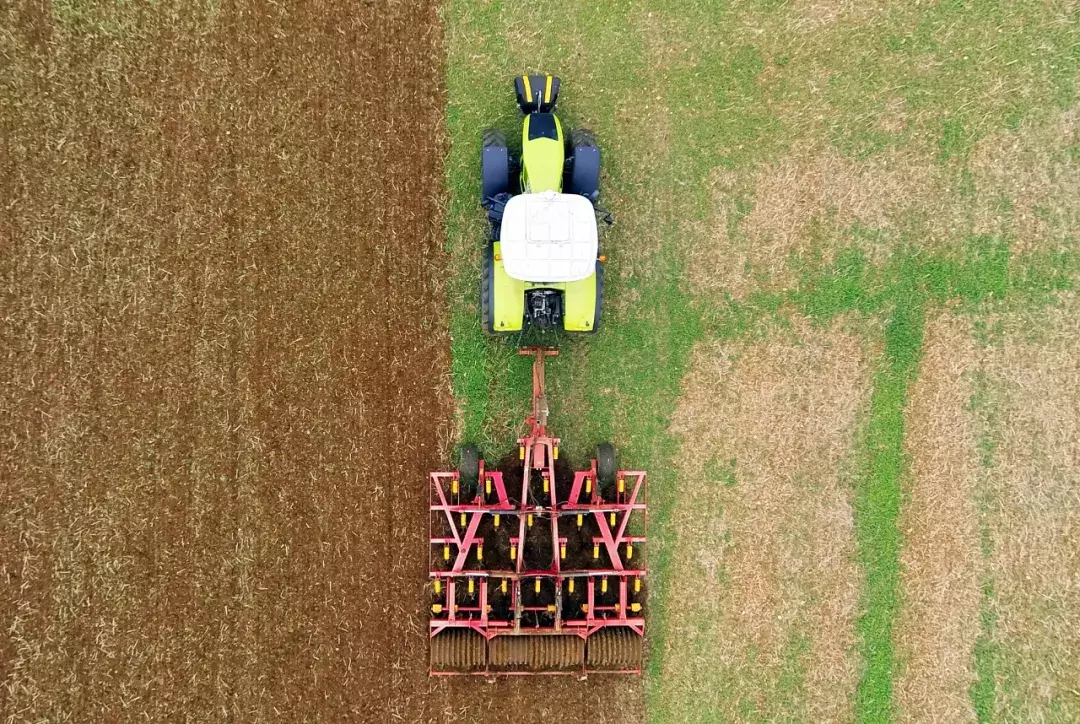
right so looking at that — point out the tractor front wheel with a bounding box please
[481,129,511,203]
[566,129,600,201]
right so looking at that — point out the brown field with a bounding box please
[0,2,638,722]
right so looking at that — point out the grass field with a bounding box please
[444,0,1080,721]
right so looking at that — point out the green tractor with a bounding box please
[480,74,612,335]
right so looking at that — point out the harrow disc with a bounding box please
[430,630,485,672]
[489,635,584,671]
[586,628,643,670]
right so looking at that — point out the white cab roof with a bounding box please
[500,191,598,283]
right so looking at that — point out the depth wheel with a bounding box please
[458,444,480,497]
[596,443,616,487]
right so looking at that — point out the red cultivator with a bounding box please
[429,347,646,675]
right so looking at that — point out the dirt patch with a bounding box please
[893,312,981,723]
[977,296,1080,720]
[966,107,1080,254]
[0,3,638,722]
[689,148,947,298]
[688,104,1080,301]
[784,0,897,32]
[660,320,868,721]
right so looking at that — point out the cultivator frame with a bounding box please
[429,347,646,675]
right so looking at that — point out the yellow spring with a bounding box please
[434,579,441,594]
[553,445,559,460]
[618,478,625,493]
[443,545,450,561]
[585,478,592,494]
[519,445,525,460]
[634,577,641,593]
[609,512,616,526]
[451,479,459,494]
[527,513,533,527]
[631,602,642,613]
[510,545,517,560]
[568,578,575,593]
[432,603,442,614]
[485,477,491,495]
[547,604,556,613]
[560,543,566,559]
[592,544,599,559]
[576,513,583,527]
[494,514,500,527]
[477,545,483,561]
[468,578,474,595]
[501,579,508,594]
[543,477,549,493]
[460,512,467,528]
[534,578,541,594]
[626,543,633,560]
[601,577,608,594]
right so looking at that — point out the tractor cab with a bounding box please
[500,192,598,283]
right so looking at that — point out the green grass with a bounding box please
[853,295,926,723]
[444,0,1080,720]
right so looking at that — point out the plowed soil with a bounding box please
[1,2,638,722]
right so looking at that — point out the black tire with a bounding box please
[566,129,601,201]
[482,128,507,148]
[569,128,597,148]
[596,443,616,487]
[459,444,480,496]
[564,129,596,171]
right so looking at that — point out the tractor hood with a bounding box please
[500,191,598,283]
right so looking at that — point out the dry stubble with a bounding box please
[661,321,868,722]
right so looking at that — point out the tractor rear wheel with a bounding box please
[596,442,617,488]
[459,444,480,497]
